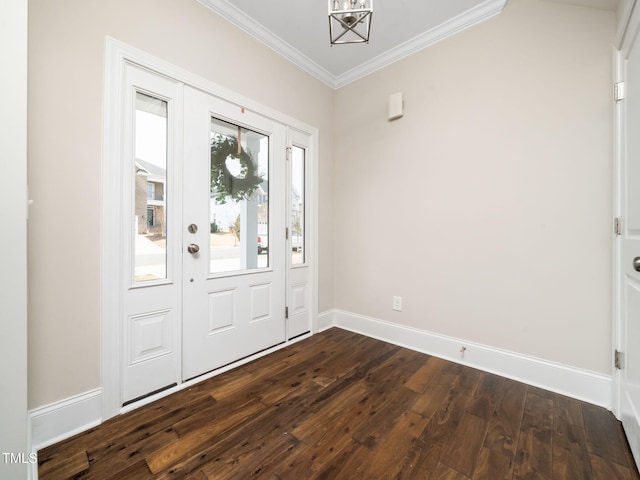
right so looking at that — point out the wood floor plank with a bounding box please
[466,371,505,420]
[146,396,266,474]
[455,364,484,395]
[314,335,396,382]
[242,360,320,407]
[311,440,372,480]
[190,367,257,402]
[483,378,527,460]
[86,396,217,468]
[103,460,153,480]
[440,412,488,477]
[196,424,299,479]
[472,447,514,480]
[153,390,313,480]
[583,402,631,467]
[432,461,473,479]
[410,370,458,419]
[284,386,377,477]
[37,449,89,480]
[419,390,473,448]
[394,439,443,479]
[289,380,370,442]
[182,472,208,480]
[239,333,335,376]
[405,355,447,393]
[388,347,433,374]
[362,409,432,478]
[351,385,419,448]
[553,421,592,480]
[85,427,179,479]
[37,329,639,480]
[553,393,584,427]
[362,353,419,395]
[512,390,553,480]
[590,453,635,480]
[38,395,182,464]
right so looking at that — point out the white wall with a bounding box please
[333,0,615,374]
[0,0,29,477]
[27,0,335,409]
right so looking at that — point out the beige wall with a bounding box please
[28,0,335,408]
[28,0,616,410]
[333,0,615,374]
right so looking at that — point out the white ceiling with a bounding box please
[197,0,618,89]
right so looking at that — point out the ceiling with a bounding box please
[197,0,619,89]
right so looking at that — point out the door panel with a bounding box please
[619,18,640,469]
[122,64,182,404]
[287,136,312,339]
[182,86,286,380]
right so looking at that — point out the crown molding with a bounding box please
[196,0,337,88]
[334,0,508,87]
[197,0,507,90]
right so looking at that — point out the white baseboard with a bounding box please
[317,309,335,332]
[320,309,612,409]
[29,311,612,460]
[30,388,102,452]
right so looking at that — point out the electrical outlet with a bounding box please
[392,296,402,312]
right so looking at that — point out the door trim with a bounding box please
[614,8,640,475]
[612,47,623,421]
[102,37,319,420]
[612,0,639,421]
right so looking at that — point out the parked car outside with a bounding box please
[291,230,303,251]
[257,223,268,254]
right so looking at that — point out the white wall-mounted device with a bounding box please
[388,92,403,121]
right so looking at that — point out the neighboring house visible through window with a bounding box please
[135,159,166,235]
[147,206,155,229]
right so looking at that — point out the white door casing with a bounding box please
[614,5,640,470]
[102,38,318,418]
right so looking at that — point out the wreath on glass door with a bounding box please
[210,136,263,204]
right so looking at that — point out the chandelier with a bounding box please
[328,0,373,45]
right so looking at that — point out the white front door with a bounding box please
[106,44,316,414]
[182,86,287,380]
[616,14,640,469]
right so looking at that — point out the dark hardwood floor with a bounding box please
[38,328,640,479]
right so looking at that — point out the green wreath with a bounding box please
[210,136,263,204]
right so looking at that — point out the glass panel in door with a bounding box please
[209,117,269,274]
[134,92,168,283]
[291,145,305,265]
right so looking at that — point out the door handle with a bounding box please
[187,244,200,254]
[634,257,640,272]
